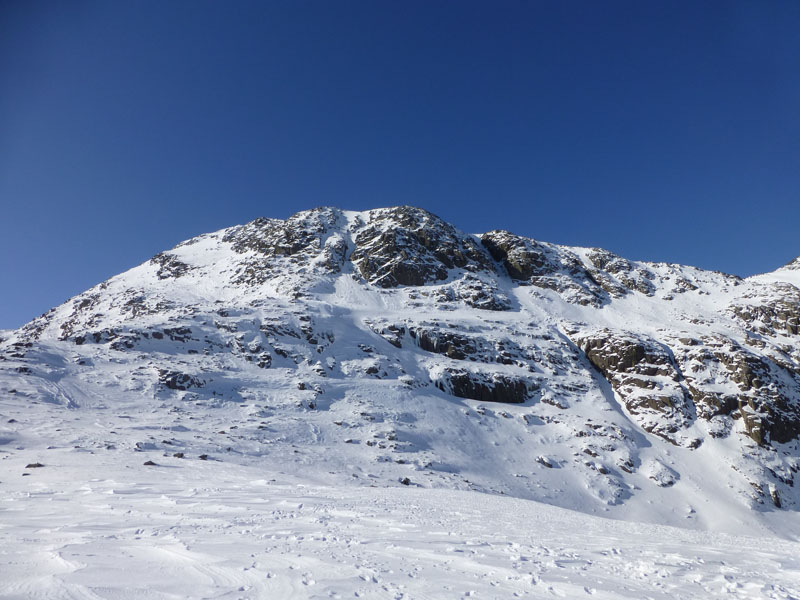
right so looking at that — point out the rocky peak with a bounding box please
[222,207,348,285]
[226,207,344,255]
[782,256,800,270]
[350,206,495,288]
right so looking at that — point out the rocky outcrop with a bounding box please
[572,329,696,445]
[434,367,531,404]
[222,208,347,287]
[728,283,800,337]
[351,207,494,288]
[364,320,406,348]
[409,275,512,311]
[673,335,800,445]
[158,369,203,391]
[585,249,656,296]
[575,326,800,446]
[410,327,478,360]
[150,252,193,280]
[782,256,800,270]
[481,231,606,306]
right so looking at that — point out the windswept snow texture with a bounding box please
[2,206,800,597]
[3,458,800,599]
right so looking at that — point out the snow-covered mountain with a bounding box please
[3,205,800,540]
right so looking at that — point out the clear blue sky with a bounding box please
[2,1,799,328]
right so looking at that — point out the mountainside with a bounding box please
[3,205,800,536]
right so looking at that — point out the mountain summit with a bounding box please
[3,206,800,533]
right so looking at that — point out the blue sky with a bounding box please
[2,1,799,328]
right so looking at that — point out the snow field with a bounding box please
[2,451,800,600]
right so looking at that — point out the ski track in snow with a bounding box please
[2,459,800,600]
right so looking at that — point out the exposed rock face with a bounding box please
[222,207,347,288]
[414,275,512,311]
[481,230,608,306]
[158,370,203,391]
[783,256,800,270]
[364,320,406,349]
[411,327,478,360]
[729,283,800,337]
[572,329,695,445]
[673,335,800,445]
[226,209,339,260]
[480,230,554,281]
[150,252,193,280]
[434,367,531,404]
[350,206,494,288]
[585,249,656,296]
[571,325,800,447]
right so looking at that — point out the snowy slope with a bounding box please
[3,454,800,599]
[2,206,800,597]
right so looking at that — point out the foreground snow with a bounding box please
[2,452,800,600]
